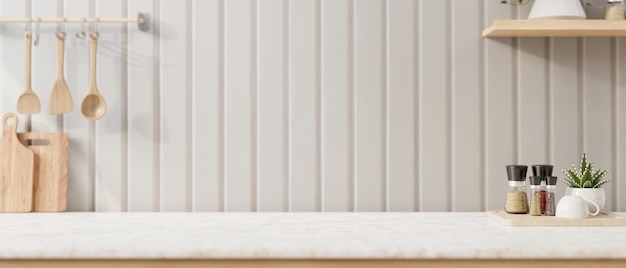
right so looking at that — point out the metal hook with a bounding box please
[34,17,41,46]
[76,17,86,39]
[57,17,66,38]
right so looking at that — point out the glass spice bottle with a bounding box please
[529,176,542,216]
[539,177,546,214]
[531,165,552,214]
[606,0,625,20]
[544,176,557,216]
[505,165,528,214]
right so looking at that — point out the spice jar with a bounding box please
[606,0,625,20]
[532,164,552,214]
[544,176,557,216]
[529,176,543,216]
[505,165,528,214]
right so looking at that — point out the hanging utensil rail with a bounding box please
[0,13,149,32]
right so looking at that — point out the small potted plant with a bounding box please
[561,153,610,211]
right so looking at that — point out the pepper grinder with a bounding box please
[505,165,528,214]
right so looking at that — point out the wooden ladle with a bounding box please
[80,32,106,120]
[17,32,41,115]
[49,32,73,114]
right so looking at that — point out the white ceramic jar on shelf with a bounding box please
[528,0,587,19]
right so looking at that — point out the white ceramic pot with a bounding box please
[528,0,587,19]
[566,187,606,212]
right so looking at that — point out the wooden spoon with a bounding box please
[17,32,41,115]
[80,32,106,120]
[49,32,73,114]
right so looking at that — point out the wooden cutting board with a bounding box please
[0,113,35,213]
[18,132,69,212]
[487,210,626,227]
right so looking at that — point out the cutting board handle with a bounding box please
[2,113,18,137]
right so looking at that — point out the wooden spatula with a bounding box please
[0,113,35,213]
[49,32,73,114]
[17,32,41,115]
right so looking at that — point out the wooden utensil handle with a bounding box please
[25,32,32,91]
[89,32,98,91]
[56,33,65,79]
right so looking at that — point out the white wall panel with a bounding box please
[619,38,626,211]
[451,0,482,211]
[288,0,320,212]
[257,0,288,212]
[354,0,385,212]
[63,0,92,211]
[0,0,624,212]
[583,38,614,212]
[159,0,189,211]
[321,0,352,212]
[386,0,416,212]
[127,0,157,212]
[550,37,582,205]
[418,0,450,211]
[191,0,222,212]
[518,37,548,168]
[224,0,255,212]
[95,0,125,212]
[485,2,516,211]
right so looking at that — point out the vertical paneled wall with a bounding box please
[0,0,625,212]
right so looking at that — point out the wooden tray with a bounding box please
[487,210,626,227]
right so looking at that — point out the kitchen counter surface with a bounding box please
[1,212,626,260]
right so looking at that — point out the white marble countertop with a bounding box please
[1,212,626,259]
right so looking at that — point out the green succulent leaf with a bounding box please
[564,169,581,186]
[581,165,592,186]
[580,153,587,175]
[561,153,609,188]
[594,180,610,188]
[592,169,608,186]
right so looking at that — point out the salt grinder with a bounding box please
[505,165,528,214]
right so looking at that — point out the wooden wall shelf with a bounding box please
[483,19,626,37]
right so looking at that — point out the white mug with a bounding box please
[556,195,600,219]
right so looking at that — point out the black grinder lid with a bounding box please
[545,176,558,185]
[529,176,543,186]
[506,165,528,181]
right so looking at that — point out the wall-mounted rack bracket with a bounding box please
[137,13,150,32]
